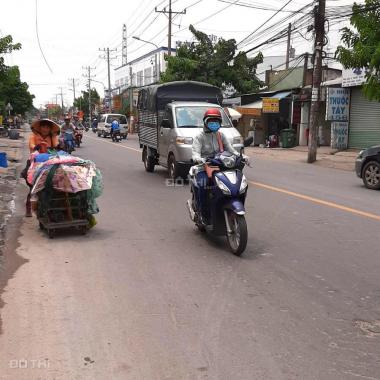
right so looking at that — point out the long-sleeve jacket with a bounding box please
[29,133,59,153]
[192,130,240,162]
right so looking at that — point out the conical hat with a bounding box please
[31,118,60,135]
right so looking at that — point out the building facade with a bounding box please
[114,47,176,93]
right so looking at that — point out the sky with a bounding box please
[0,0,359,107]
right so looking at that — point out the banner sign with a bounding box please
[236,107,261,116]
[342,68,366,87]
[262,98,279,113]
[331,122,349,150]
[326,87,350,121]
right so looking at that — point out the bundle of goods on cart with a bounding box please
[26,150,103,237]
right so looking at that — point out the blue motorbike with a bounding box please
[64,131,75,154]
[187,138,252,256]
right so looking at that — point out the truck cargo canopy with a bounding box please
[138,81,223,112]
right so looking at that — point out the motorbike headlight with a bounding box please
[176,137,193,145]
[233,136,244,145]
[215,176,231,195]
[239,175,248,194]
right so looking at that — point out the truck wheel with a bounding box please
[143,148,155,172]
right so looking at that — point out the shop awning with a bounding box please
[321,77,343,86]
[227,107,242,120]
[241,100,263,109]
[262,90,292,100]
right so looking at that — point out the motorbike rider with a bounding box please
[110,118,120,139]
[60,114,76,151]
[91,117,98,132]
[192,108,248,220]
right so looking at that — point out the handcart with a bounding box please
[34,163,91,238]
[37,189,89,238]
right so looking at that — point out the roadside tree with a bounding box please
[336,0,380,101]
[161,25,263,95]
[74,89,100,118]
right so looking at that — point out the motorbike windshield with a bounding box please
[175,106,232,128]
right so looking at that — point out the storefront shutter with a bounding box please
[349,87,380,149]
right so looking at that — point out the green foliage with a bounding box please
[48,105,62,118]
[335,0,380,101]
[74,88,100,117]
[0,35,21,73]
[161,25,263,95]
[0,34,34,115]
[0,66,34,115]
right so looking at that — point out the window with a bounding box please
[175,106,232,128]
[106,115,128,124]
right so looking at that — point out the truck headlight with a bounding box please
[176,137,193,145]
[233,136,244,145]
[215,176,231,195]
[239,175,248,193]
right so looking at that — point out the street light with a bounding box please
[132,36,161,83]
[92,79,111,112]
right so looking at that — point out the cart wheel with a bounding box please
[39,222,44,230]
[48,229,55,239]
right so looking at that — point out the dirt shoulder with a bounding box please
[246,145,358,172]
[0,126,29,334]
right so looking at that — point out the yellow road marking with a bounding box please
[249,180,380,222]
[86,134,141,153]
[86,134,380,222]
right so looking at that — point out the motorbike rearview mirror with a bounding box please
[160,119,171,129]
[244,136,253,147]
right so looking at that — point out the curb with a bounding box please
[0,126,27,256]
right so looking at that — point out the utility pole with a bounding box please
[122,24,128,66]
[129,65,134,132]
[302,53,309,87]
[99,47,117,102]
[307,0,326,163]
[83,66,96,121]
[69,78,77,103]
[58,87,65,110]
[286,23,292,69]
[155,0,186,56]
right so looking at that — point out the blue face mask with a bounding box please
[207,121,221,132]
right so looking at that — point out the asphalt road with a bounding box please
[0,132,379,380]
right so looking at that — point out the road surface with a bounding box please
[0,133,379,380]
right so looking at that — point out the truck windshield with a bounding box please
[175,106,231,128]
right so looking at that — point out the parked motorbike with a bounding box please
[112,130,122,143]
[64,131,75,154]
[187,137,253,256]
[75,130,83,147]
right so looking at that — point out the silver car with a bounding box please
[97,113,128,139]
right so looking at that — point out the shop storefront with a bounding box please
[341,68,380,149]
[349,87,380,149]
[236,90,292,145]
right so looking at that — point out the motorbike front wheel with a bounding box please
[226,212,247,256]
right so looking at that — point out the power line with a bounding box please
[238,0,294,47]
[35,0,53,73]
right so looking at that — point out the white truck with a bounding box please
[138,81,243,179]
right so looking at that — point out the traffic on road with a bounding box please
[1,0,380,379]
